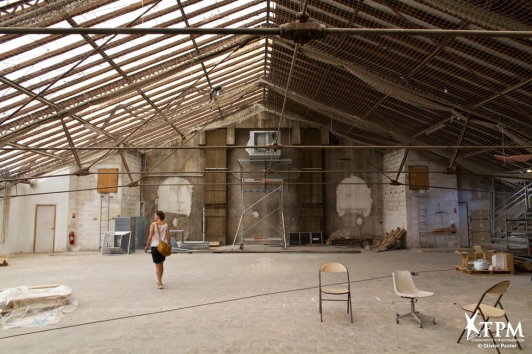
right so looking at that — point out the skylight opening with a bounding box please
[91,4,151,29]
[0,34,48,56]
[48,71,120,103]
[120,42,190,70]
[7,43,101,83]
[185,0,250,26]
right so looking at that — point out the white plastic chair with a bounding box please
[392,270,435,328]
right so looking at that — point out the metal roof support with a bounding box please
[118,150,134,184]
[177,0,213,90]
[1,27,531,38]
[101,104,122,129]
[444,117,470,175]
[0,35,253,145]
[391,148,409,186]
[65,11,187,139]
[7,142,64,162]
[0,73,116,142]
[60,118,82,169]
[0,0,162,127]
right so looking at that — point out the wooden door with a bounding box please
[34,205,56,252]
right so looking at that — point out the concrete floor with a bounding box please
[0,248,530,354]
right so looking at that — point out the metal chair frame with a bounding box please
[319,262,353,323]
[457,280,522,353]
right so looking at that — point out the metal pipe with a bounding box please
[4,145,532,150]
[0,27,531,38]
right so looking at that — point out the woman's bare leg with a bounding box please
[156,263,163,288]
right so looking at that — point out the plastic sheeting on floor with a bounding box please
[0,284,78,330]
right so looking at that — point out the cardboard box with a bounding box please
[471,245,498,265]
[492,253,514,271]
[456,250,483,266]
[483,250,497,265]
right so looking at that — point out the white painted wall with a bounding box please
[336,176,373,217]
[157,177,193,216]
[0,152,142,254]
[0,171,70,254]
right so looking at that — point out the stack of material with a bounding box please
[0,255,7,266]
[0,284,78,329]
[373,228,406,252]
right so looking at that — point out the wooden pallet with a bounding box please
[454,265,515,275]
[373,228,406,251]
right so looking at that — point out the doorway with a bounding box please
[34,205,56,252]
[458,203,469,247]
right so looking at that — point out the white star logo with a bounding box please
[465,311,480,340]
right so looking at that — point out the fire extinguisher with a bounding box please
[69,231,75,245]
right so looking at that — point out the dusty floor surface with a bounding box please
[0,248,530,353]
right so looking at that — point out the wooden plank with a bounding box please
[454,265,515,275]
[408,165,428,190]
[97,168,118,193]
[0,254,8,266]
[205,129,227,244]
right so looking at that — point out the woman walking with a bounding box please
[145,210,170,289]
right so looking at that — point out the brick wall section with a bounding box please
[382,149,461,248]
[382,149,407,233]
[68,152,142,251]
[405,151,459,248]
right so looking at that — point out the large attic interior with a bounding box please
[0,1,531,352]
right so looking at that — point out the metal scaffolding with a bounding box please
[232,178,286,250]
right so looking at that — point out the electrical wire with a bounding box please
[0,268,453,340]
[0,181,522,199]
[2,169,531,184]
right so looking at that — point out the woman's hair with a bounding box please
[155,210,165,220]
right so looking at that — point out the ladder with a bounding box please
[99,193,111,249]
[416,191,433,247]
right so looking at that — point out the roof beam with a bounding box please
[101,104,122,129]
[62,10,186,139]
[118,151,134,184]
[0,74,116,141]
[444,117,470,174]
[60,118,82,169]
[0,35,255,145]
[6,142,64,162]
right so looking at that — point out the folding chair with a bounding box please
[319,262,352,323]
[457,280,522,353]
[392,270,435,328]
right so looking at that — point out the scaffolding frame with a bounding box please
[232,178,286,250]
